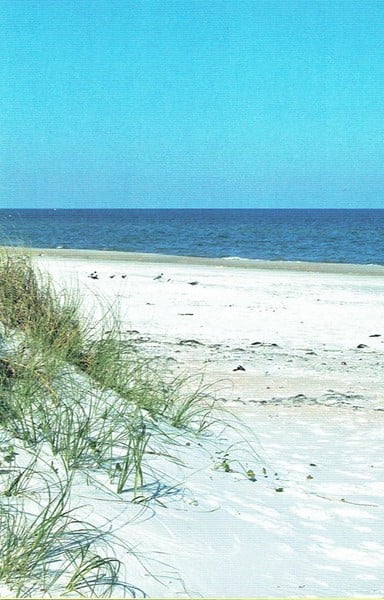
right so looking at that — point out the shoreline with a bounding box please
[6,245,384,276]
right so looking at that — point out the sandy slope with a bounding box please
[28,249,384,597]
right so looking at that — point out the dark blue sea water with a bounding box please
[0,209,383,265]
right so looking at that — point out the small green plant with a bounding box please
[0,443,18,464]
[246,469,256,482]
[113,419,150,496]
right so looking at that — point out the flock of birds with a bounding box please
[88,271,127,280]
[88,271,199,285]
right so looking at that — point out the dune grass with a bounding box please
[0,247,226,596]
[0,248,216,431]
[0,436,137,597]
[0,472,129,597]
[0,251,85,363]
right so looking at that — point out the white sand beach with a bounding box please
[1,249,382,598]
[37,249,384,408]
[12,248,380,598]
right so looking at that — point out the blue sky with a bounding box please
[1,0,384,208]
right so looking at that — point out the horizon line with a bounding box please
[2,207,384,211]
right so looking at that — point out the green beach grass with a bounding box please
[0,247,230,597]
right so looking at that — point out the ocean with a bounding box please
[0,209,383,265]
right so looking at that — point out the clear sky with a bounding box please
[1,0,383,208]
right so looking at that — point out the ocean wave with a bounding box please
[220,256,247,260]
